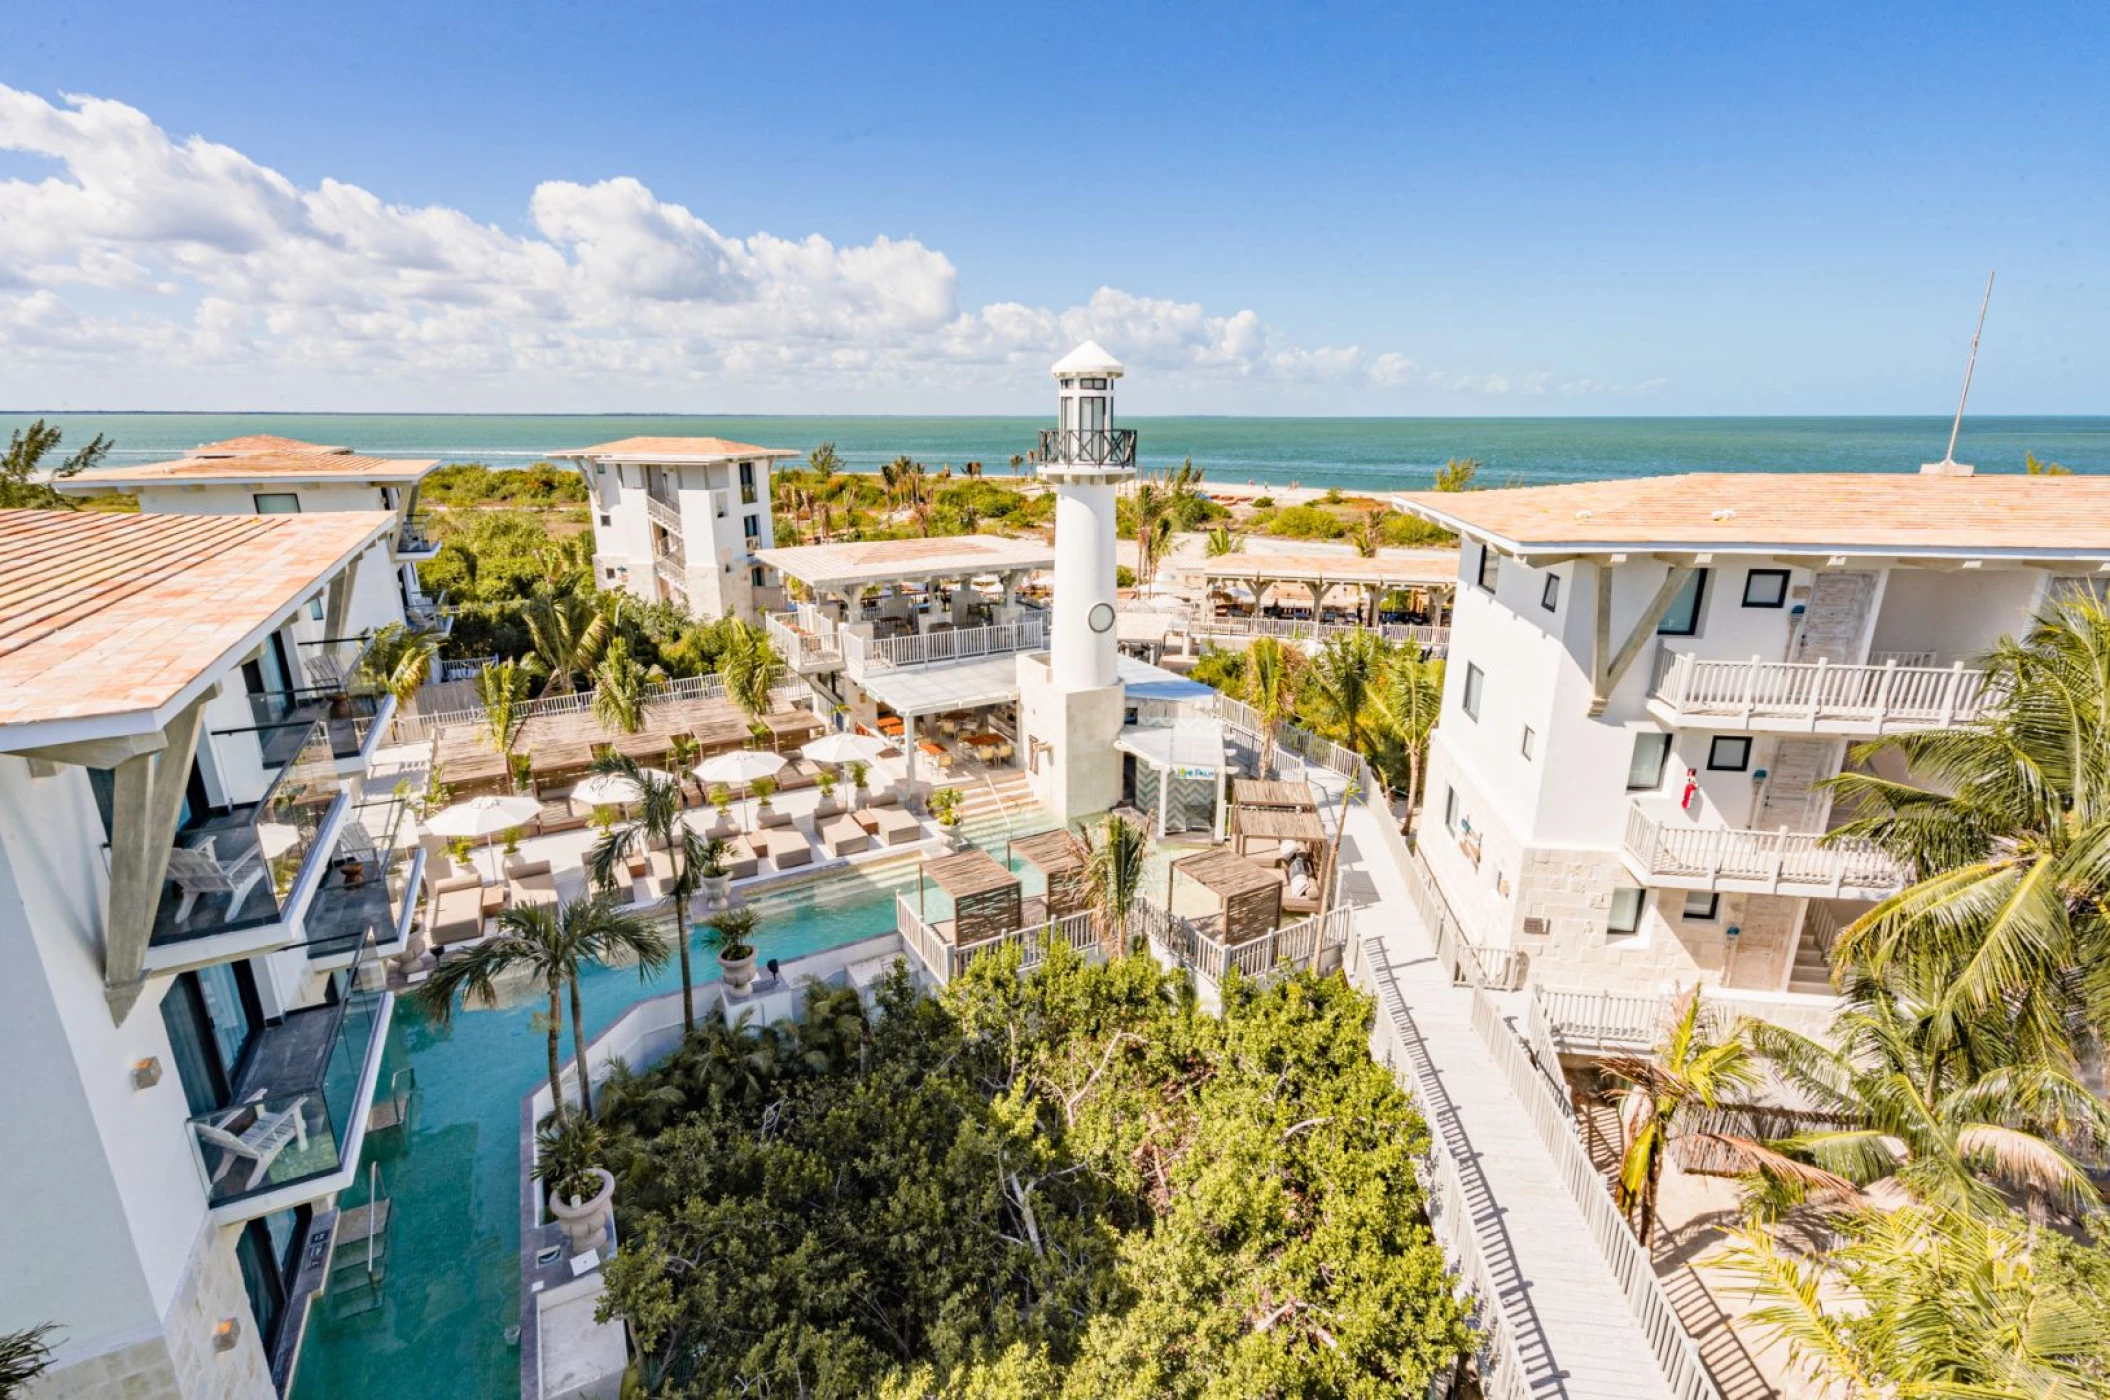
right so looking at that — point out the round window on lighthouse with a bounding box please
[1088,602,1115,633]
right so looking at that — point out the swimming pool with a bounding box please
[291,856,928,1398]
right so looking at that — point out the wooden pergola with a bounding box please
[1230,804,1328,860]
[1009,828,1089,919]
[1169,848,1283,944]
[1230,778,1318,813]
[917,848,1022,946]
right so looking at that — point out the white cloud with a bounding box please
[0,86,1648,411]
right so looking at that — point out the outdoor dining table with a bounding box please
[959,731,1005,759]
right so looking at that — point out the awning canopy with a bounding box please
[859,653,1216,718]
[1114,718,1231,773]
[1172,847,1283,900]
[755,534,1054,594]
[1231,778,1319,811]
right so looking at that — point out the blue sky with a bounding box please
[2,0,2105,413]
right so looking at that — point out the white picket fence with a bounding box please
[1650,650,1990,732]
[840,616,1048,678]
[1621,804,1906,897]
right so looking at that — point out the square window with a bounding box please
[1476,545,1499,593]
[1707,736,1753,771]
[1608,887,1646,936]
[599,513,611,527]
[1742,569,1790,608]
[1520,725,1536,760]
[1626,731,1672,790]
[1443,786,1459,834]
[1656,569,1708,636]
[1541,574,1560,612]
[253,492,301,515]
[1462,663,1485,720]
[1682,892,1721,921]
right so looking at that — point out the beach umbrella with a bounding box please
[425,794,543,882]
[798,732,890,766]
[569,767,671,811]
[694,750,788,831]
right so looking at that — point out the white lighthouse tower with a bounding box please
[1017,341,1136,821]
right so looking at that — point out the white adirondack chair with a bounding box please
[165,837,266,924]
[195,1097,310,1189]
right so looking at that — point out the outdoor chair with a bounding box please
[762,829,813,870]
[505,858,558,909]
[428,874,487,946]
[195,1098,310,1189]
[819,814,869,859]
[166,837,266,924]
[868,806,922,846]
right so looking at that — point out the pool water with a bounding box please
[291,857,927,1399]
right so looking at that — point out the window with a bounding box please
[1462,663,1485,720]
[308,597,325,622]
[599,513,611,528]
[1682,892,1721,922]
[1626,731,1672,790]
[1443,786,1459,834]
[742,514,761,541]
[1707,736,1753,771]
[1608,887,1646,936]
[1475,544,1499,593]
[1520,725,1536,760]
[1742,568,1790,608]
[738,461,754,487]
[253,492,300,515]
[1656,568,1708,636]
[751,566,766,587]
[1541,574,1560,612]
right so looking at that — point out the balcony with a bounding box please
[1620,801,1907,900]
[1647,651,1993,736]
[644,493,684,539]
[147,719,349,966]
[839,614,1048,681]
[394,511,440,561]
[1037,426,1137,469]
[304,799,425,967]
[186,946,391,1221]
[239,684,396,777]
[765,613,844,673]
[404,587,455,637]
[651,551,690,606]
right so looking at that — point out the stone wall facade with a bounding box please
[30,1221,272,1400]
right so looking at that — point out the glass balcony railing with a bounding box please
[238,686,388,763]
[154,719,346,947]
[304,798,422,961]
[186,946,386,1209]
[397,512,438,554]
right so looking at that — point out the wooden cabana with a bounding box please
[1230,804,1328,861]
[1009,828,1088,918]
[761,708,826,748]
[1230,778,1318,813]
[917,848,1022,946]
[1169,848,1283,944]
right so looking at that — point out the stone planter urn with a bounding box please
[939,821,969,852]
[700,874,733,910]
[718,948,757,994]
[549,1167,616,1258]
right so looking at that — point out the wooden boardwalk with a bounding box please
[1322,779,1682,1399]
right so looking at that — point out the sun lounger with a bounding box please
[761,829,812,870]
[865,787,901,808]
[166,837,266,924]
[868,805,922,846]
[819,814,869,858]
[429,874,488,947]
[812,794,847,820]
[756,805,794,831]
[725,836,764,880]
[505,858,558,909]
[195,1098,310,1189]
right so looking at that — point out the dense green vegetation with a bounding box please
[420,460,588,506]
[596,948,1472,1398]
[1,419,109,509]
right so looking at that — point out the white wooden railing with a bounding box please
[764,613,843,670]
[1621,804,1906,897]
[644,493,684,539]
[894,894,1108,982]
[395,672,813,742]
[1649,651,1990,732]
[1533,981,1843,1056]
[1182,611,1449,653]
[652,551,690,603]
[1183,906,1357,987]
[840,615,1047,678]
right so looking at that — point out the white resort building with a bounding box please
[54,434,450,641]
[1394,469,2110,1003]
[555,436,800,618]
[0,508,414,1398]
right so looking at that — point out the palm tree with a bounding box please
[702,904,760,962]
[1433,457,1481,492]
[1203,526,1243,558]
[589,637,662,735]
[1241,636,1299,776]
[807,441,841,480]
[587,755,709,1033]
[1717,1202,2105,1398]
[523,589,610,694]
[1077,813,1149,954]
[1370,646,1445,809]
[1303,630,1386,759]
[418,892,668,1123]
[357,621,439,706]
[667,732,702,806]
[719,619,785,731]
[1348,508,1385,559]
[476,658,534,776]
[1008,453,1025,476]
[1823,599,2110,1060]
[1127,477,1171,587]
[0,1323,57,1395]
[1599,990,1772,1246]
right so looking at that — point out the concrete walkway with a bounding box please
[1302,760,1678,1399]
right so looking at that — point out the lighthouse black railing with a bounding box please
[1037,427,1137,468]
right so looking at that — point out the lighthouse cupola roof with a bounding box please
[1052,341,1124,379]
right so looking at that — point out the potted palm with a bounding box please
[848,759,871,806]
[536,1114,615,1258]
[697,837,733,910]
[930,786,966,848]
[703,905,760,994]
[751,776,778,822]
[709,784,734,831]
[815,768,840,816]
[509,750,535,794]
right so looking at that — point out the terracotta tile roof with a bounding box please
[753,534,1054,589]
[0,509,393,739]
[62,452,438,487]
[186,434,351,457]
[1396,472,2110,557]
[558,435,799,461]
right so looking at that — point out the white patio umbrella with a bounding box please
[694,750,788,831]
[798,732,891,766]
[424,794,543,882]
[569,766,673,811]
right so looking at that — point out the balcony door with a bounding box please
[1792,572,1877,663]
[160,962,262,1117]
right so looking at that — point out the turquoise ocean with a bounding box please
[9,412,2110,489]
